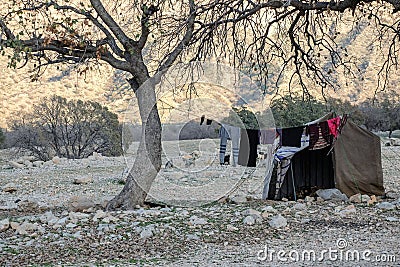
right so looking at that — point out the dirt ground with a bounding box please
[0,142,399,266]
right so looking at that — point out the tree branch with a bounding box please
[158,0,196,72]
[90,0,133,50]
[137,4,159,49]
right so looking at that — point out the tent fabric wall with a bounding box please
[333,121,385,197]
[267,146,335,200]
[263,114,385,200]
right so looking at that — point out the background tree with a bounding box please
[360,90,400,137]
[10,95,122,160]
[0,128,5,148]
[1,0,400,209]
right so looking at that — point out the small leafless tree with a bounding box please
[10,95,122,160]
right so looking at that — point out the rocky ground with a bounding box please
[0,144,399,266]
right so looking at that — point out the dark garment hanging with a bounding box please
[259,129,277,144]
[200,115,205,125]
[206,119,212,125]
[277,128,283,146]
[238,129,260,167]
[307,121,332,150]
[281,126,304,147]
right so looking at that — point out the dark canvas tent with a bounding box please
[264,114,385,200]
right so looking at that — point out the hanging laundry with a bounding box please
[276,128,283,146]
[200,115,205,125]
[219,124,240,166]
[238,129,259,167]
[206,119,212,125]
[281,126,304,147]
[327,117,341,138]
[272,146,307,199]
[308,121,331,150]
[259,129,278,144]
[300,128,310,148]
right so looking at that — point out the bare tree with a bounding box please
[9,95,122,160]
[1,0,400,209]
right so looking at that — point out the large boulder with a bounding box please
[316,188,348,202]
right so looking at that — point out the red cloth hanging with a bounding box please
[327,117,341,138]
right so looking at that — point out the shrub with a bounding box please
[359,90,400,137]
[270,94,327,127]
[0,128,4,148]
[9,95,122,160]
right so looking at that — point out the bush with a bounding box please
[0,128,4,148]
[270,94,364,128]
[9,95,122,160]
[271,94,327,127]
[359,90,400,137]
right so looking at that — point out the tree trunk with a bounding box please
[106,77,162,210]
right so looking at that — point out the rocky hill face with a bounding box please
[1,4,399,129]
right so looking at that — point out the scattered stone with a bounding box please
[93,210,108,221]
[9,161,25,169]
[261,211,272,219]
[57,217,68,226]
[391,198,400,205]
[186,234,200,240]
[32,161,45,167]
[268,214,287,229]
[73,176,94,185]
[349,193,370,203]
[389,138,400,146]
[376,202,395,210]
[242,208,261,217]
[69,212,90,223]
[305,196,314,202]
[386,216,398,222]
[293,203,307,210]
[0,218,10,232]
[17,200,40,212]
[316,188,348,202]
[243,215,256,225]
[301,218,311,224]
[23,160,33,168]
[66,223,77,228]
[242,209,263,222]
[68,196,95,212]
[262,206,277,213]
[102,215,118,224]
[226,225,238,231]
[2,183,17,193]
[339,205,357,216]
[231,195,247,204]
[189,216,207,226]
[40,211,59,225]
[281,198,288,202]
[367,195,378,205]
[52,156,61,164]
[140,228,153,239]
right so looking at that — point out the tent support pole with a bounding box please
[291,164,297,201]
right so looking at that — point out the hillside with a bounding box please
[1,4,399,129]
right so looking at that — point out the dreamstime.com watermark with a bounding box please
[257,238,397,263]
